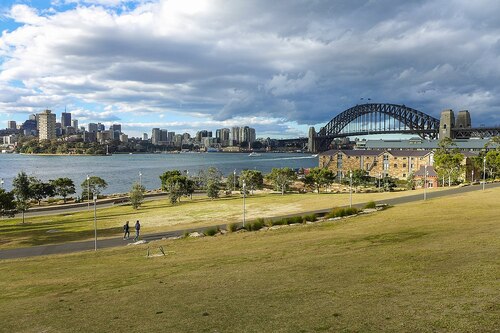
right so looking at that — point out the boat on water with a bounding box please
[311,154,318,158]
[248,152,261,157]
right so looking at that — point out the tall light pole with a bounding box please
[233,169,236,192]
[93,192,97,251]
[378,173,381,190]
[483,156,486,191]
[139,171,142,187]
[471,169,474,183]
[242,180,246,228]
[349,170,353,208]
[87,175,90,211]
[424,165,428,201]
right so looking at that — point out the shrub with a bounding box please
[304,214,317,222]
[284,216,303,225]
[326,207,360,219]
[364,201,376,209]
[270,218,287,226]
[204,227,218,236]
[228,223,239,232]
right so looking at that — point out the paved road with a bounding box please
[1,182,498,260]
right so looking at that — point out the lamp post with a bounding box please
[482,156,486,191]
[424,165,428,201]
[233,169,236,192]
[349,170,353,208]
[87,175,90,211]
[139,171,142,187]
[242,180,246,228]
[93,192,97,251]
[471,169,474,183]
[378,173,381,190]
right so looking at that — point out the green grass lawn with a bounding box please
[0,189,437,249]
[0,187,498,332]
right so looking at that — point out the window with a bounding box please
[394,163,398,168]
[403,163,407,168]
[403,173,407,178]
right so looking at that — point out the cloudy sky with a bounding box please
[0,0,499,138]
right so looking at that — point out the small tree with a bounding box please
[239,170,263,195]
[29,178,54,205]
[81,176,108,199]
[198,167,223,199]
[302,167,335,193]
[50,177,76,203]
[12,171,32,224]
[267,167,297,195]
[0,189,16,218]
[129,182,145,209]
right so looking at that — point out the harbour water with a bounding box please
[0,153,318,194]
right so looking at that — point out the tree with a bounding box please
[81,176,108,199]
[129,182,145,209]
[198,167,223,199]
[12,171,32,224]
[350,169,371,192]
[50,177,76,203]
[159,170,195,204]
[0,189,16,218]
[29,178,54,205]
[267,167,297,195]
[239,170,263,195]
[159,170,183,192]
[434,151,464,186]
[302,167,335,193]
[226,172,239,192]
[485,150,500,179]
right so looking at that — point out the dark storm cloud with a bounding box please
[1,0,499,131]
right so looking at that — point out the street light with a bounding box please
[349,170,353,208]
[378,173,381,190]
[242,180,246,228]
[472,169,474,183]
[139,171,142,187]
[87,175,90,211]
[483,156,486,191]
[424,165,428,201]
[93,192,97,251]
[233,169,236,193]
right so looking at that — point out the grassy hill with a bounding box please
[1,187,499,332]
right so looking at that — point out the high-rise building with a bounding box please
[143,133,148,141]
[37,109,56,141]
[29,114,37,121]
[111,124,122,133]
[97,123,105,132]
[61,112,72,128]
[167,131,175,142]
[88,123,98,133]
[216,128,231,146]
[151,128,161,145]
[230,127,240,145]
[239,126,256,145]
[7,121,16,130]
[72,119,79,129]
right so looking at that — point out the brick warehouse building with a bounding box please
[318,149,480,184]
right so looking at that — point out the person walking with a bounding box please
[134,220,141,241]
[123,221,130,240]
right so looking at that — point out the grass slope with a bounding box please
[1,189,438,249]
[1,187,499,332]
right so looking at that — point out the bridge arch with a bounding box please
[318,103,440,139]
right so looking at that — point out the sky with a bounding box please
[0,0,499,138]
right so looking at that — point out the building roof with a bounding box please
[320,149,433,157]
[414,165,438,177]
[359,138,497,150]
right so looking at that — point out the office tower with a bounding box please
[72,119,79,129]
[151,128,161,145]
[230,127,240,145]
[143,133,148,141]
[97,123,105,132]
[111,124,122,133]
[61,112,72,128]
[88,123,98,133]
[7,121,16,129]
[37,110,56,141]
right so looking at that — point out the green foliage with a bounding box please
[129,182,145,209]
[29,178,55,205]
[204,227,218,236]
[304,214,317,222]
[0,189,16,218]
[228,223,239,232]
[226,172,239,191]
[434,143,464,185]
[326,207,360,219]
[364,201,376,209]
[159,170,195,204]
[12,171,32,223]
[244,218,266,231]
[81,176,108,199]
[239,170,263,194]
[266,167,297,195]
[302,167,335,193]
[198,167,223,199]
[50,177,75,203]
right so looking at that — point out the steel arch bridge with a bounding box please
[314,103,440,151]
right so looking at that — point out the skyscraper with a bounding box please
[61,112,72,128]
[7,121,16,129]
[37,110,56,141]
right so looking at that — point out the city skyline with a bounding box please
[1,0,500,138]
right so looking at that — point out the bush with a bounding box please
[270,218,286,226]
[304,214,317,222]
[204,227,218,236]
[326,207,360,219]
[364,201,376,209]
[245,218,266,231]
[228,223,239,232]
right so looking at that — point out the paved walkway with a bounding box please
[1,182,498,260]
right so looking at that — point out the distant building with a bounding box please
[7,121,16,130]
[231,127,240,144]
[72,119,79,129]
[119,134,128,143]
[142,133,148,141]
[37,110,57,141]
[151,128,161,145]
[88,123,98,133]
[216,128,231,146]
[97,123,105,132]
[61,112,72,128]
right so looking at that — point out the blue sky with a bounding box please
[1,0,499,138]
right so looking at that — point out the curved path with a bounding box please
[1,183,498,260]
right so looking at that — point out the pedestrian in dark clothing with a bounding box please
[134,220,141,241]
[123,221,130,240]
